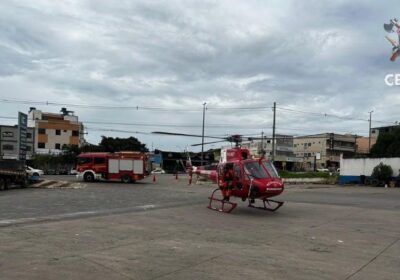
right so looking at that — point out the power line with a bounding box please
[0,115,376,134]
[0,98,271,112]
[276,106,396,125]
[276,107,368,122]
[1,97,398,125]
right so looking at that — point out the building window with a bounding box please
[2,144,14,150]
[55,143,61,149]
[26,146,32,151]
[72,130,79,136]
[56,129,61,135]
[308,143,311,146]
[2,131,13,137]
[38,142,45,148]
[38,128,46,134]
[27,132,32,139]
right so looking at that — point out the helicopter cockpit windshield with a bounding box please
[262,161,280,178]
[244,162,269,179]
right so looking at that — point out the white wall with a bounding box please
[340,156,400,176]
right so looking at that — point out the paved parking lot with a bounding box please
[0,175,399,279]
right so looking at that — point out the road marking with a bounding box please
[0,205,158,226]
[136,204,155,210]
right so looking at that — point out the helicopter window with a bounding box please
[262,161,280,178]
[244,162,268,179]
[234,165,241,178]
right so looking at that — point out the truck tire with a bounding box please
[84,172,95,182]
[20,176,28,188]
[0,178,4,191]
[121,174,131,183]
[4,178,10,190]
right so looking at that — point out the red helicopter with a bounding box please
[152,132,284,213]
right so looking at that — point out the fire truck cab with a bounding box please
[76,152,148,183]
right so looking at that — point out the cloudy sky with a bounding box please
[0,0,399,151]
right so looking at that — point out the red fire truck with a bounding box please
[76,152,148,183]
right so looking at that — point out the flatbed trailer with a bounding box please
[0,159,27,190]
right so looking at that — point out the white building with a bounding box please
[28,107,84,154]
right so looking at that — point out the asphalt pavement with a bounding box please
[0,175,399,279]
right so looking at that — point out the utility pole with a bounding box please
[272,102,276,162]
[354,135,358,154]
[368,110,373,153]
[260,131,264,156]
[201,102,207,166]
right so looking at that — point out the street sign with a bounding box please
[18,112,28,161]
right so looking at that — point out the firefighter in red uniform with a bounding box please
[222,166,235,201]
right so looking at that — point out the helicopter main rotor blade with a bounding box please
[152,131,224,139]
[191,140,229,147]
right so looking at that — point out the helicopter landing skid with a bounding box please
[207,188,237,213]
[248,198,284,212]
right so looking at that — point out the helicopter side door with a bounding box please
[232,163,248,198]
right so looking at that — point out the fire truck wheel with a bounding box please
[0,178,4,191]
[84,172,95,182]
[121,174,131,183]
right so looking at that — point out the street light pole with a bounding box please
[201,102,207,165]
[368,110,373,153]
[272,102,276,162]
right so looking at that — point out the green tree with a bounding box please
[372,162,393,184]
[99,136,148,152]
[61,144,81,165]
[370,127,400,157]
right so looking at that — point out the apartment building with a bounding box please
[371,124,400,138]
[293,133,357,170]
[240,135,298,170]
[0,125,35,159]
[28,107,84,154]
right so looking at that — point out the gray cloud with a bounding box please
[0,0,399,150]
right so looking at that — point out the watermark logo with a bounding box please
[384,18,400,62]
[384,73,400,86]
[384,19,400,86]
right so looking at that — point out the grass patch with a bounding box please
[279,171,332,179]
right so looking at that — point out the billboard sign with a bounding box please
[18,112,28,161]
